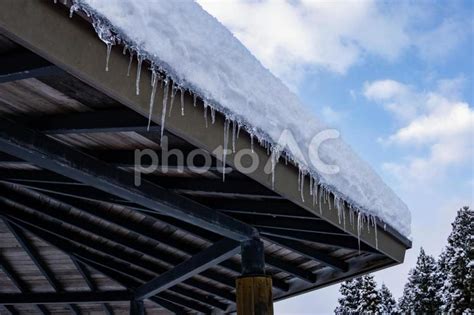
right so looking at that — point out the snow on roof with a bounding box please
[71,0,411,238]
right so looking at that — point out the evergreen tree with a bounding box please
[398,247,442,313]
[357,274,381,313]
[378,283,397,314]
[335,274,381,314]
[438,206,473,313]
[335,277,362,314]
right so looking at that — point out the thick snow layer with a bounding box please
[73,0,411,237]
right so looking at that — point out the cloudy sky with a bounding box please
[197,0,473,313]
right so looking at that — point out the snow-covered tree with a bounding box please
[335,277,361,314]
[335,274,381,314]
[378,283,397,314]
[358,274,381,313]
[398,247,442,313]
[438,206,473,313]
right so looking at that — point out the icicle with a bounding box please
[318,187,323,214]
[269,147,280,190]
[236,123,240,139]
[105,43,112,72]
[203,102,208,128]
[136,55,143,95]
[357,212,362,253]
[343,204,347,230]
[210,107,216,124]
[312,183,319,207]
[297,169,301,191]
[122,46,127,55]
[180,89,185,116]
[300,171,305,202]
[328,191,332,211]
[309,176,313,196]
[127,52,133,77]
[63,0,67,4]
[222,119,230,182]
[147,69,158,131]
[54,0,57,4]
[374,219,379,249]
[69,4,79,18]
[193,94,197,107]
[160,78,170,142]
[250,133,254,152]
[232,121,236,153]
[168,84,178,117]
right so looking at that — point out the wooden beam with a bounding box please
[260,227,378,253]
[0,50,63,83]
[0,291,131,305]
[0,117,257,241]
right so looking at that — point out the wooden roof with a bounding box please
[0,1,411,314]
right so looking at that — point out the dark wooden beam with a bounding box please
[230,213,346,235]
[260,227,378,253]
[264,255,316,283]
[134,239,240,300]
[265,236,349,272]
[2,175,280,199]
[0,117,257,241]
[0,291,132,305]
[0,50,63,83]
[25,109,158,134]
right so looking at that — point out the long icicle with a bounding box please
[127,52,134,77]
[147,69,158,131]
[203,102,209,127]
[180,89,185,116]
[105,43,112,72]
[136,55,143,95]
[160,78,170,143]
[232,121,236,153]
[222,119,230,182]
[168,84,178,117]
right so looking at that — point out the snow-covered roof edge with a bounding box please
[68,0,411,239]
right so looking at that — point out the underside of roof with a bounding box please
[0,1,410,314]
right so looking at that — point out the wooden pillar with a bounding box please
[236,239,274,315]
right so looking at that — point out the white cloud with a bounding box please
[197,0,469,86]
[321,106,344,125]
[364,78,474,182]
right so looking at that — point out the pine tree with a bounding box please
[357,274,381,313]
[378,283,397,314]
[335,274,382,314]
[335,277,362,314]
[438,206,473,313]
[398,247,442,313]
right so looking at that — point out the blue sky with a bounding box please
[198,0,474,313]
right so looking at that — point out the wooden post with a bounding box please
[236,275,273,315]
[236,239,274,315]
